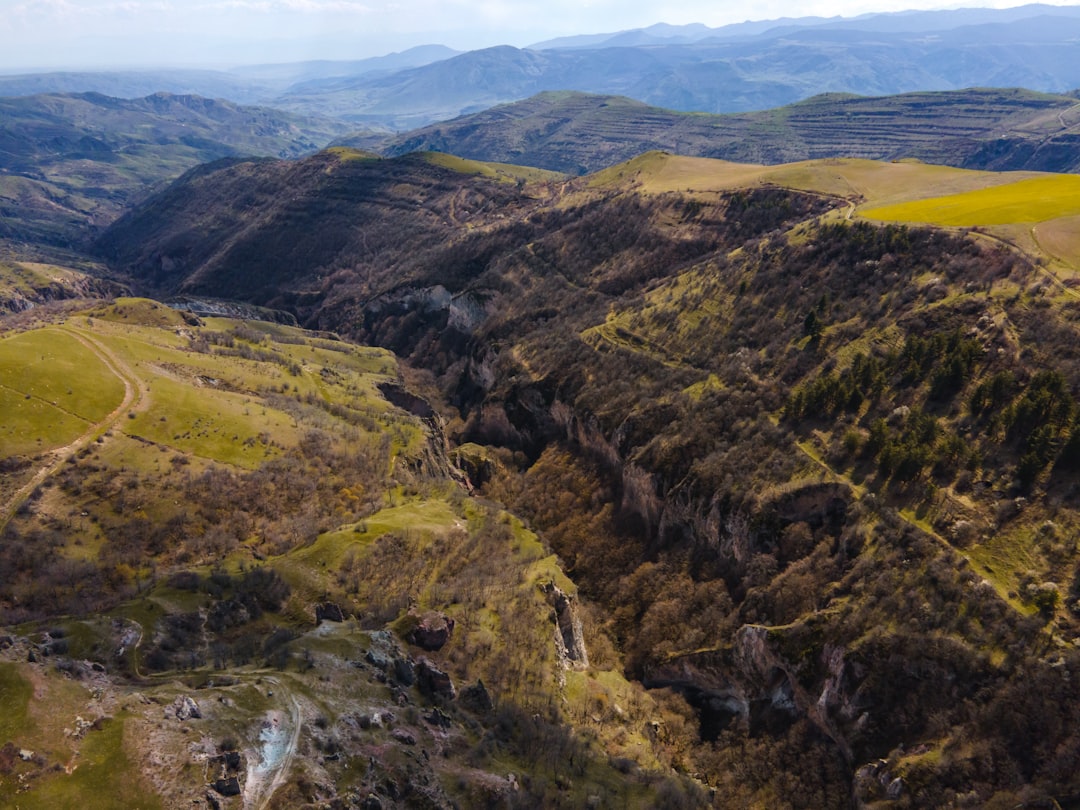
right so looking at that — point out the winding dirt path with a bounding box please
[0,326,142,532]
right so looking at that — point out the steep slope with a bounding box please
[370,88,1080,175]
[0,301,699,809]
[95,149,1080,806]
[0,92,353,249]
[93,148,561,303]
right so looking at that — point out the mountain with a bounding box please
[273,8,1080,127]
[531,4,1080,48]
[369,88,1080,175]
[6,6,1080,131]
[89,145,1080,806]
[531,16,849,48]
[0,46,460,110]
[227,44,461,86]
[0,91,353,249]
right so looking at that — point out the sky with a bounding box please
[2,0,1078,70]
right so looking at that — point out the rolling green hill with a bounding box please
[83,147,1080,806]
[367,87,1080,175]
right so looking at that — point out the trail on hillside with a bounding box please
[0,327,141,532]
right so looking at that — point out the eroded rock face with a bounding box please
[416,657,456,701]
[407,611,455,651]
[541,583,588,670]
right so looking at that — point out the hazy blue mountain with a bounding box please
[228,45,461,86]
[5,5,1080,131]
[530,16,845,49]
[0,46,460,109]
[531,3,1080,49]
[275,13,1080,128]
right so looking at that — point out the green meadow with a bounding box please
[0,328,125,423]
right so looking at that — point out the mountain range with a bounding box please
[4,4,1080,130]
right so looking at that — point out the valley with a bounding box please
[5,5,1080,806]
[5,142,1080,807]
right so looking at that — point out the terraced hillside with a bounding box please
[0,298,698,808]
[370,88,1080,174]
[87,147,1080,806]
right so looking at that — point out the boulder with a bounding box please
[460,680,494,714]
[212,776,241,796]
[174,695,201,720]
[394,657,415,686]
[391,728,416,746]
[416,657,456,701]
[425,707,452,728]
[407,611,455,651]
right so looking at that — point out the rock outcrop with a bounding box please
[541,582,588,670]
[416,657,456,701]
[407,610,455,651]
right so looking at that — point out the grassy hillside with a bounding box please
[92,148,1080,806]
[0,299,700,808]
[370,88,1080,175]
[0,92,352,250]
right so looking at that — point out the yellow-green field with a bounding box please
[862,174,1080,226]
[587,152,1046,208]
[420,151,565,185]
[0,328,126,457]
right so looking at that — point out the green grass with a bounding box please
[14,715,162,810]
[0,328,125,423]
[0,662,32,742]
[125,375,297,468]
[91,297,189,329]
[419,151,564,184]
[0,385,89,457]
[294,498,462,571]
[863,174,1080,226]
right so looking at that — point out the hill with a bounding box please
[88,147,1080,805]
[0,92,352,250]
[0,298,702,808]
[368,88,1080,175]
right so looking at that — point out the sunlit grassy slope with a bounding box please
[588,151,1080,271]
[0,298,413,529]
[587,151,1046,204]
[862,174,1080,225]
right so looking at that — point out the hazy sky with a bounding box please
[3,0,1076,70]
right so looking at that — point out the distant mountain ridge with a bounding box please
[531,3,1080,48]
[5,5,1080,130]
[269,8,1080,127]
